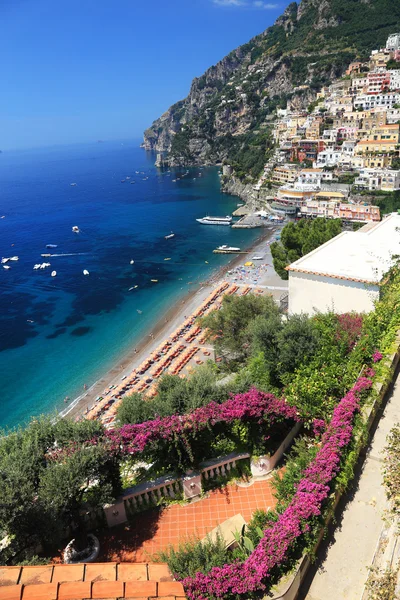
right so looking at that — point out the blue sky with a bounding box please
[0,0,290,150]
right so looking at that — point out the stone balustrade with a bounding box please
[124,474,183,515]
[200,452,251,483]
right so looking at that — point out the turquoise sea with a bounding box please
[0,140,261,429]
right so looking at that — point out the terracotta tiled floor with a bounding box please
[98,478,276,562]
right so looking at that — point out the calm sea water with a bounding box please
[0,140,260,429]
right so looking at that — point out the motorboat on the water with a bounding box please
[83,270,89,276]
[9,256,18,261]
[165,233,175,240]
[3,265,10,270]
[196,216,232,226]
[1,258,9,264]
[51,271,57,277]
[72,226,80,233]
[70,183,77,186]
[130,260,135,265]
[46,244,58,249]
[213,245,241,254]
[41,253,51,257]
[252,256,264,260]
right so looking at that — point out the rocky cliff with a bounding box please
[143,0,400,178]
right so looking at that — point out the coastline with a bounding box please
[62,226,281,422]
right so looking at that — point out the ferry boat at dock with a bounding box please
[196,216,232,226]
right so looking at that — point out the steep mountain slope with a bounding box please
[143,0,400,178]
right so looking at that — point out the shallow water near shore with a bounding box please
[0,140,261,428]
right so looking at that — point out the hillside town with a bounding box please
[251,32,400,224]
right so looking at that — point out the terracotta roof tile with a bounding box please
[158,583,185,597]
[91,580,124,599]
[146,566,171,583]
[124,581,157,597]
[0,584,22,600]
[0,568,21,587]
[52,566,85,584]
[58,581,92,600]
[84,565,117,584]
[0,564,184,600]
[22,582,58,600]
[19,566,53,586]
[117,565,147,582]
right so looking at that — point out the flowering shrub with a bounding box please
[106,389,299,463]
[182,376,373,600]
[312,418,326,437]
[373,351,383,363]
[335,313,364,353]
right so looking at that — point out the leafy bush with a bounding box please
[155,533,229,580]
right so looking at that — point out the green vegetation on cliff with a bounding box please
[144,0,400,181]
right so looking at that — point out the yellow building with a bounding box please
[359,124,400,142]
[315,191,346,202]
[271,166,299,185]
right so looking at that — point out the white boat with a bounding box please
[33,264,41,270]
[51,271,57,277]
[196,216,232,226]
[3,265,10,270]
[41,253,51,257]
[1,258,9,264]
[130,260,135,265]
[72,226,80,233]
[70,183,77,186]
[83,270,89,276]
[214,245,241,254]
[252,256,264,260]
[9,256,19,261]
[165,233,175,240]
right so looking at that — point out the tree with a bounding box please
[38,445,119,549]
[201,294,281,360]
[116,393,154,426]
[0,416,118,561]
[271,219,342,280]
[276,314,321,381]
[246,313,283,384]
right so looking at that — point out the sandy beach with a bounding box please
[62,224,286,423]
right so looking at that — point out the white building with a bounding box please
[354,92,400,110]
[288,213,400,315]
[355,168,400,191]
[390,70,400,90]
[387,107,400,123]
[314,149,342,168]
[386,33,400,52]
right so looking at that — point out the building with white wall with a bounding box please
[288,213,400,315]
[386,33,400,52]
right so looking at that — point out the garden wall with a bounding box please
[268,331,400,600]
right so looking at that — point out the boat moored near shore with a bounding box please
[197,215,232,226]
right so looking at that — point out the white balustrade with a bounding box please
[122,473,182,517]
[200,452,250,483]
